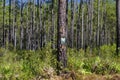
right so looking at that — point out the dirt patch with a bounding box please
[56,74,120,80]
[110,74,120,80]
[74,74,120,80]
[34,68,120,80]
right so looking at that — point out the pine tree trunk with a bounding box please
[70,0,75,48]
[20,0,23,49]
[85,0,89,50]
[116,0,120,55]
[13,0,17,49]
[81,0,84,49]
[39,0,42,48]
[26,0,29,50]
[66,0,68,49]
[90,0,93,53]
[9,0,11,46]
[36,0,39,49]
[103,0,107,45]
[31,0,34,50]
[97,0,100,47]
[76,1,81,50]
[43,1,46,47]
[32,0,36,50]
[12,0,14,48]
[57,0,67,70]
[28,0,32,50]
[2,0,5,47]
[51,0,55,49]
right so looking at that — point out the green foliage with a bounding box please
[100,44,116,57]
[67,49,85,71]
[0,44,57,80]
[0,44,120,79]
[67,44,120,75]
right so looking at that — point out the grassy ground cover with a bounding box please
[0,44,120,80]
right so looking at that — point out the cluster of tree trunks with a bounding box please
[0,0,119,68]
[1,0,116,50]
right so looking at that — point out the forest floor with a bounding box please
[41,73,120,80]
[1,73,120,80]
[1,45,120,80]
[34,67,120,80]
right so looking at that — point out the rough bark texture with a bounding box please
[57,0,67,69]
[3,0,5,47]
[116,0,120,55]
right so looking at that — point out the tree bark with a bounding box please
[70,0,75,48]
[81,0,84,49]
[36,0,39,49]
[66,0,68,49]
[12,0,17,49]
[57,0,67,70]
[2,0,5,47]
[9,0,11,46]
[76,1,81,50]
[90,0,93,53]
[116,0,120,55]
[51,0,55,49]
[26,0,29,50]
[39,0,42,48]
[85,0,89,50]
[97,0,100,47]
[20,0,23,49]
[43,1,46,47]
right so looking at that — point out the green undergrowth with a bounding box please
[0,44,120,80]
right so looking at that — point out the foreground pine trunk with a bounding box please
[57,0,67,70]
[116,0,120,55]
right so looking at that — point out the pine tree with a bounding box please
[20,0,23,49]
[9,0,11,46]
[2,0,5,47]
[116,0,120,55]
[57,0,67,70]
